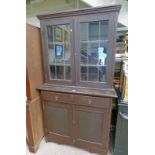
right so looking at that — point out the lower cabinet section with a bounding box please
[41,91,112,155]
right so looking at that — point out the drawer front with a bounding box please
[41,91,110,108]
[79,96,110,108]
[41,91,79,104]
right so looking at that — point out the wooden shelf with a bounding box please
[80,40,108,43]
[80,64,107,67]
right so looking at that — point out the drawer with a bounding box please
[41,91,79,104]
[79,96,110,108]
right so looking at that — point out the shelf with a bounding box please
[49,63,71,66]
[80,40,108,43]
[80,64,107,67]
[48,41,70,44]
[38,83,117,98]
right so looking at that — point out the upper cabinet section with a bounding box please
[38,5,121,89]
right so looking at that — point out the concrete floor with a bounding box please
[27,138,111,155]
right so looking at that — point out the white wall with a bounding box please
[81,0,128,27]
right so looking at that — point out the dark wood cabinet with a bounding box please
[37,5,121,155]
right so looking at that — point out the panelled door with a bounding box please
[43,101,73,145]
[74,105,112,154]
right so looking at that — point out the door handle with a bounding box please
[119,112,128,120]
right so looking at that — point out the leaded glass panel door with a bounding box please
[75,14,115,88]
[41,18,75,85]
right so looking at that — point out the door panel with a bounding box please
[77,110,103,144]
[40,18,75,86]
[43,101,73,144]
[74,105,109,151]
[75,14,114,88]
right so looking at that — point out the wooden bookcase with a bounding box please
[37,5,121,155]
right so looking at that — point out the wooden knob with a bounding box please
[88,99,92,104]
[55,96,58,101]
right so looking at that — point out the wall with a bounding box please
[26,0,90,27]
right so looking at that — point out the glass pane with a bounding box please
[89,21,99,41]
[50,65,56,79]
[47,26,53,42]
[81,66,87,81]
[99,42,108,66]
[47,24,71,81]
[56,66,64,79]
[48,44,55,64]
[80,23,88,41]
[88,66,98,82]
[55,44,64,64]
[80,20,109,83]
[64,29,71,64]
[65,66,71,80]
[88,43,99,65]
[100,21,108,40]
[80,43,88,64]
[99,66,106,82]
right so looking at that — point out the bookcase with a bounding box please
[37,5,121,155]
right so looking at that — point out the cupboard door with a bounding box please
[74,105,111,154]
[75,14,116,88]
[40,18,75,85]
[43,101,73,145]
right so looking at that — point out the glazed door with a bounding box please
[74,105,111,154]
[75,13,116,88]
[40,18,75,85]
[43,101,73,145]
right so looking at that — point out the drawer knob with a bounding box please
[88,99,92,104]
[73,139,75,143]
[55,96,58,101]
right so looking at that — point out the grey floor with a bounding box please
[26,138,112,155]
